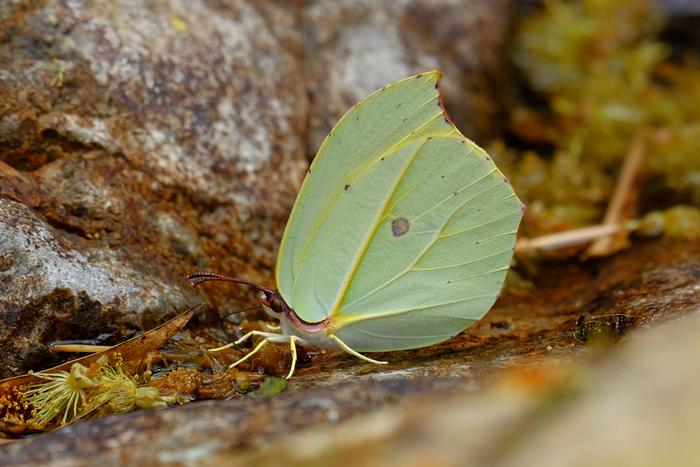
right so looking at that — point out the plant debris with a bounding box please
[0,306,298,438]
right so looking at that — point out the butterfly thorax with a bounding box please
[279,314,339,349]
[261,290,340,349]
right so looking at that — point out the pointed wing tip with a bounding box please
[414,69,442,79]
[399,70,456,132]
[429,71,457,130]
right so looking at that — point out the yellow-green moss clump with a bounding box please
[504,0,700,237]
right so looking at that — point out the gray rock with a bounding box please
[0,198,194,375]
[0,0,513,376]
[0,0,308,375]
[302,0,513,153]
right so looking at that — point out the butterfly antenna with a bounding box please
[187,272,275,294]
[224,304,263,317]
[220,304,264,339]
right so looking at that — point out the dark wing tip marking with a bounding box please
[391,217,410,237]
[344,184,350,191]
[433,73,456,127]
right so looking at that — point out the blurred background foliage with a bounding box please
[494,0,700,240]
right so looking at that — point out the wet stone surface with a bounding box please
[2,239,699,465]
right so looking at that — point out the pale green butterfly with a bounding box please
[189,70,524,378]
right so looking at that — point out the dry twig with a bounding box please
[586,134,645,257]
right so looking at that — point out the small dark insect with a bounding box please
[490,321,511,330]
[573,313,636,343]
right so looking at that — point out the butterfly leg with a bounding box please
[229,337,271,369]
[260,334,305,379]
[328,334,388,365]
[212,331,307,378]
[234,330,282,346]
[285,335,299,379]
[208,342,235,352]
[207,330,277,353]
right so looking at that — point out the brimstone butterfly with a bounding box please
[189,71,523,378]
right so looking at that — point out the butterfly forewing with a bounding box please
[276,72,455,321]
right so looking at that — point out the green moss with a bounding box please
[254,376,287,397]
[638,205,700,239]
[505,0,700,238]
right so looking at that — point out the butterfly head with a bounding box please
[257,289,290,316]
[188,271,289,314]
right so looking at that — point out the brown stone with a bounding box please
[0,0,513,377]
[1,240,699,464]
[0,0,308,376]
